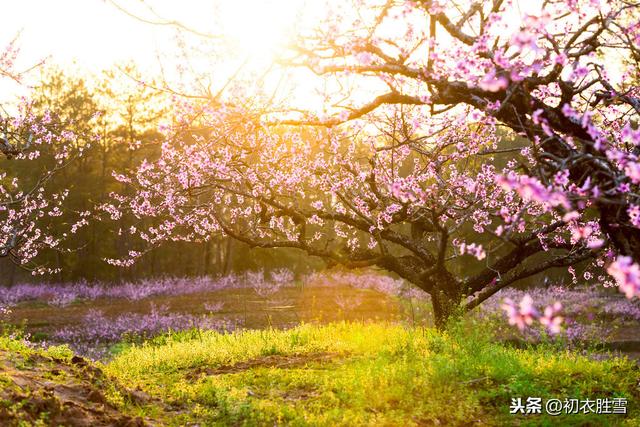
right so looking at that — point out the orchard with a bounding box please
[0,1,639,425]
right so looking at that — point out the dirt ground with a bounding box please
[0,350,150,426]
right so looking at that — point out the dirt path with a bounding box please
[185,351,345,380]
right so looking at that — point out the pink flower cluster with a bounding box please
[501,295,563,334]
[497,174,570,211]
[607,256,640,299]
[52,304,233,359]
[0,274,276,307]
[458,242,486,260]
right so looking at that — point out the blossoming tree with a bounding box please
[110,0,640,328]
[0,41,88,273]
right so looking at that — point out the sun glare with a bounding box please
[217,0,299,61]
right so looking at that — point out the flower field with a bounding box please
[2,271,639,363]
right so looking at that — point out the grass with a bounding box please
[0,333,74,361]
[104,321,640,426]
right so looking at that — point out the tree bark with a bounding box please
[202,240,211,276]
[428,273,462,330]
[222,238,233,276]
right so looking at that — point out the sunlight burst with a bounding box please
[215,0,303,61]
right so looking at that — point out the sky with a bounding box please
[2,1,162,81]
[2,1,621,115]
[0,0,164,101]
[0,0,314,103]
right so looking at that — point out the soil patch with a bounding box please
[186,351,344,380]
[0,350,151,426]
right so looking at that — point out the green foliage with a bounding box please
[106,321,640,426]
[0,329,73,362]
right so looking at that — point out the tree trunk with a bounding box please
[599,203,640,258]
[56,252,64,283]
[6,260,16,287]
[214,238,222,275]
[223,238,233,276]
[429,276,463,330]
[202,240,211,276]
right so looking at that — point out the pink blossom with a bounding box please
[586,238,605,249]
[497,174,570,210]
[478,70,508,92]
[607,256,640,299]
[620,122,640,145]
[502,295,564,334]
[356,52,374,65]
[510,31,540,52]
[570,224,593,243]
[539,302,563,334]
[553,53,568,66]
[501,295,537,330]
[629,205,640,228]
[459,242,486,260]
[624,162,640,184]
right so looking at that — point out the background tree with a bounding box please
[0,42,86,277]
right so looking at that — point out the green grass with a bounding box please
[0,333,74,361]
[104,321,640,426]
